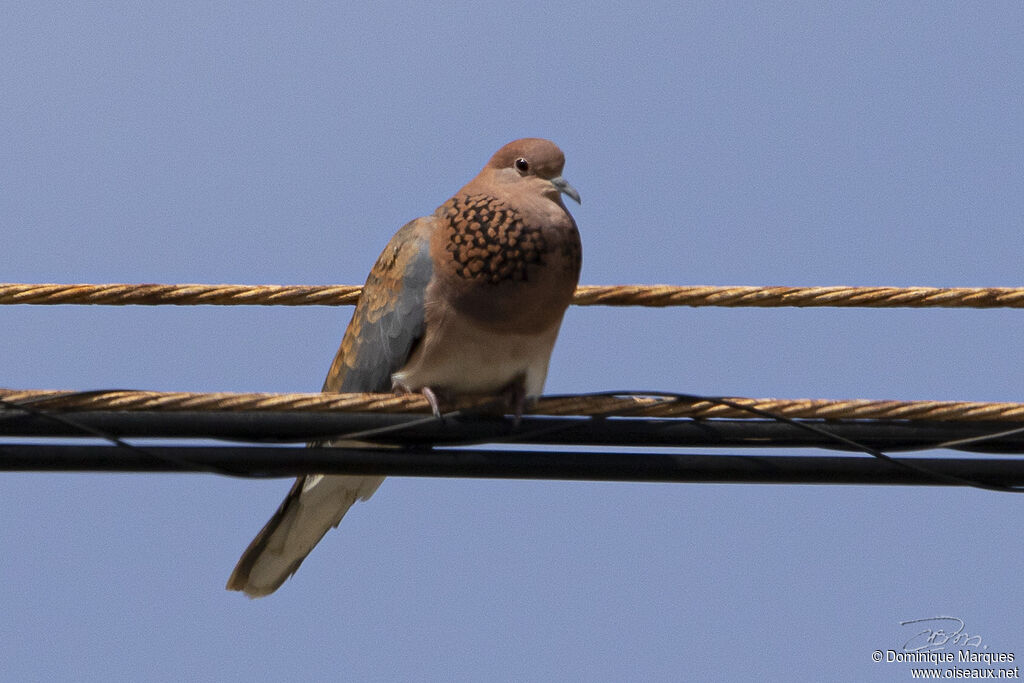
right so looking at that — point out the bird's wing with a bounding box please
[226,216,435,597]
[322,216,436,394]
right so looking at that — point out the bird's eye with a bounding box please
[514,158,529,173]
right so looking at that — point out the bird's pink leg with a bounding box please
[420,386,443,418]
[504,375,528,426]
[392,380,443,418]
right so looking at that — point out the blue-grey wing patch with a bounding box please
[322,216,435,394]
[226,219,435,596]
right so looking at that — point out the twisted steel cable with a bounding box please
[4,389,1024,422]
[4,283,1024,308]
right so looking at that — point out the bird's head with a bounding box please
[485,138,581,206]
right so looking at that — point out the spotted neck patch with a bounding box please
[440,194,547,284]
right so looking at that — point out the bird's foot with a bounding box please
[392,381,444,418]
[421,386,443,418]
[502,376,529,427]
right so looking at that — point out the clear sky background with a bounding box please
[2,3,1022,681]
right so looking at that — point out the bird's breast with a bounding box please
[430,193,581,333]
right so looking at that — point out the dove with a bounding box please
[227,138,582,596]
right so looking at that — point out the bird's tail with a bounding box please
[226,473,385,597]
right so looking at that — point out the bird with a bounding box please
[226,138,583,597]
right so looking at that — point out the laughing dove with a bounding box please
[227,138,582,597]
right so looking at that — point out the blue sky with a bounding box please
[3,3,1023,681]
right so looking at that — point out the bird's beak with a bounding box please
[550,176,581,204]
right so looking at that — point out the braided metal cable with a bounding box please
[4,283,1024,308]
[4,389,1024,422]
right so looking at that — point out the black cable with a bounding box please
[4,389,1024,492]
[0,395,254,477]
[547,391,1024,494]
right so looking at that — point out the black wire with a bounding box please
[545,391,1024,494]
[4,389,1024,492]
[0,395,258,477]
[930,425,1024,451]
[404,390,1024,492]
[313,412,454,443]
